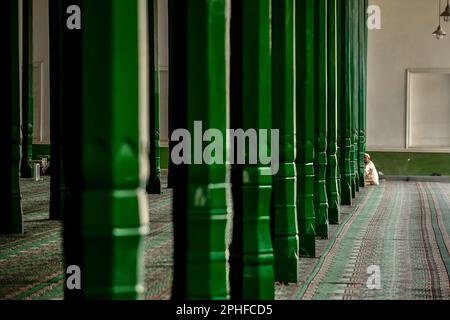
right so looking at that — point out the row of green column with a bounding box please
[168,0,368,299]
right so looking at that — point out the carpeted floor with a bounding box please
[1,177,449,300]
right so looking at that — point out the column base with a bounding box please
[273,235,299,284]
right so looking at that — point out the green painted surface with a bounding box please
[358,0,367,188]
[326,0,341,225]
[271,0,299,284]
[314,0,329,238]
[171,0,230,300]
[295,0,317,258]
[365,152,450,176]
[79,0,149,299]
[20,0,34,178]
[160,146,169,169]
[338,0,353,206]
[147,0,162,194]
[352,0,360,194]
[230,0,275,299]
[0,0,23,234]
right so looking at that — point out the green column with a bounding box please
[60,0,83,300]
[49,0,64,221]
[172,0,230,300]
[20,0,34,178]
[358,0,367,187]
[230,0,275,299]
[338,0,352,206]
[336,0,342,200]
[314,0,329,238]
[0,0,23,234]
[348,0,357,199]
[352,0,360,194]
[167,0,176,189]
[295,0,316,257]
[77,0,150,299]
[147,0,161,194]
[271,0,299,283]
[326,0,340,225]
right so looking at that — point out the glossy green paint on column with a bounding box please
[352,0,360,194]
[167,0,176,189]
[336,0,343,201]
[348,0,358,199]
[314,0,329,238]
[271,0,299,283]
[0,0,23,234]
[358,0,367,187]
[295,0,316,257]
[20,0,33,178]
[338,0,353,206]
[230,0,275,299]
[80,0,149,299]
[326,0,340,225]
[172,0,230,300]
[147,0,161,194]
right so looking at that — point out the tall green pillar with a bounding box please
[49,0,65,221]
[295,0,316,257]
[348,0,357,199]
[59,0,83,300]
[20,0,34,178]
[230,0,275,299]
[172,0,230,300]
[338,0,353,206]
[326,0,340,225]
[352,0,360,194]
[71,0,150,299]
[358,0,367,187]
[0,0,23,234]
[147,0,161,194]
[314,0,329,239]
[271,0,299,284]
[167,0,176,189]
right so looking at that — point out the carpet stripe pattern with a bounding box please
[1,178,449,300]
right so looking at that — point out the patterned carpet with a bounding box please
[1,177,449,300]
[295,181,450,300]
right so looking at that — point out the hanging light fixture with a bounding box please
[433,0,447,39]
[441,0,450,22]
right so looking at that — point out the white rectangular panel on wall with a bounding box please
[407,69,450,150]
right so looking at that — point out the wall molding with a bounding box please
[406,68,450,150]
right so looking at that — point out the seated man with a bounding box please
[364,153,379,186]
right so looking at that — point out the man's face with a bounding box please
[364,155,369,164]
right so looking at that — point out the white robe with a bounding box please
[365,161,379,186]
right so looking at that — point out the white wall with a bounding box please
[409,72,450,148]
[33,0,50,143]
[367,0,450,151]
